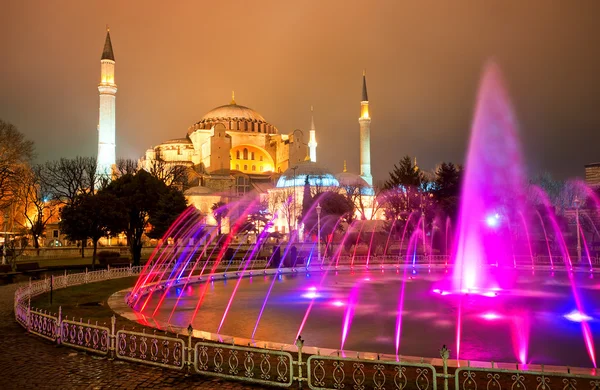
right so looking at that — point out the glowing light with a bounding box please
[302,292,319,299]
[565,310,593,323]
[332,300,344,307]
[308,286,317,291]
[481,312,501,321]
[485,213,500,228]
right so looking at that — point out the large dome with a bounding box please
[276,160,339,188]
[201,104,266,123]
[188,99,277,135]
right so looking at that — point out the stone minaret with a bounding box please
[97,27,117,177]
[308,106,318,162]
[359,70,373,186]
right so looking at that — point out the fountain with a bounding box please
[124,63,599,369]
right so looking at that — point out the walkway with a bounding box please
[0,283,265,389]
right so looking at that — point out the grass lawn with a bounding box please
[30,276,139,328]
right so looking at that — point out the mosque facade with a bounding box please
[96,30,380,236]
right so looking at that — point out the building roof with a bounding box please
[101,29,115,61]
[202,103,266,123]
[184,185,215,196]
[336,172,369,188]
[276,160,339,188]
[162,137,192,145]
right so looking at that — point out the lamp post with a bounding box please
[291,165,298,238]
[2,211,8,265]
[316,203,322,266]
[574,197,582,264]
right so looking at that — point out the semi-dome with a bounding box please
[276,160,339,188]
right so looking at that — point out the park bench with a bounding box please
[98,256,130,268]
[15,262,48,280]
[0,264,22,284]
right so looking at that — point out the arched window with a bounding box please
[244,164,248,171]
[251,152,255,160]
[236,150,240,159]
[260,166,264,172]
[260,156,263,162]
[252,165,256,171]
[235,164,239,170]
[243,148,248,160]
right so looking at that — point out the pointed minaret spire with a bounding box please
[362,69,368,102]
[101,26,115,61]
[308,105,318,162]
[230,90,236,105]
[359,70,373,186]
[343,160,347,173]
[98,27,117,179]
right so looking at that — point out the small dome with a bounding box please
[335,172,369,188]
[184,185,214,196]
[202,104,266,123]
[276,161,339,188]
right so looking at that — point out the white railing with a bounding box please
[13,265,600,389]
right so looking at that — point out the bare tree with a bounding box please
[42,156,99,205]
[115,158,139,178]
[148,160,192,191]
[17,165,55,250]
[269,188,300,236]
[0,119,35,210]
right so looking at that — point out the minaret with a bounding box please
[97,26,117,177]
[359,70,373,186]
[308,106,318,162]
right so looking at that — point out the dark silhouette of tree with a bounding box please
[433,162,462,219]
[0,119,34,210]
[41,156,102,205]
[60,192,127,269]
[301,176,313,221]
[211,201,228,236]
[104,170,187,266]
[304,191,354,239]
[381,156,425,221]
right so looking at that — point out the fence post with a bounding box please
[440,344,450,390]
[85,268,88,284]
[295,335,305,389]
[187,324,194,375]
[109,314,116,360]
[26,278,32,331]
[56,306,62,345]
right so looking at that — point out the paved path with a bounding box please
[0,283,267,389]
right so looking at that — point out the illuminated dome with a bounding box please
[276,161,339,188]
[336,172,369,188]
[188,96,277,135]
[202,104,266,123]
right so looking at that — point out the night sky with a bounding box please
[1,1,599,183]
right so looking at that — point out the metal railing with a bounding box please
[13,265,600,389]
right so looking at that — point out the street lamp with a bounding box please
[316,203,322,266]
[291,165,298,237]
[574,197,582,264]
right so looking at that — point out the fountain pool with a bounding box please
[132,267,600,368]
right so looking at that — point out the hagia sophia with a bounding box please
[97,29,381,237]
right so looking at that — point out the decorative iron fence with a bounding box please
[61,318,111,356]
[193,341,294,387]
[13,266,600,389]
[306,354,437,390]
[455,365,600,390]
[116,329,186,369]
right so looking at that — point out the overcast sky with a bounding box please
[1,1,599,182]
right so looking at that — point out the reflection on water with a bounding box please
[135,269,600,367]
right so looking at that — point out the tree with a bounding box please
[60,192,127,269]
[18,165,54,250]
[433,162,462,219]
[0,119,35,210]
[381,156,425,221]
[104,170,188,266]
[211,201,228,236]
[301,176,313,221]
[148,160,193,191]
[304,191,354,238]
[115,158,139,178]
[41,156,101,205]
